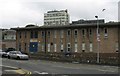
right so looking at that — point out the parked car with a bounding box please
[0,49,7,57]
[7,51,29,60]
[6,48,16,52]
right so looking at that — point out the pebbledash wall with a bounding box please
[12,22,120,55]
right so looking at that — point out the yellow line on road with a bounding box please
[14,69,26,74]
[14,69,32,75]
[2,65,32,75]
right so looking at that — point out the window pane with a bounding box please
[48,44,50,52]
[67,30,70,36]
[82,43,85,50]
[75,44,77,52]
[30,31,33,38]
[74,30,78,35]
[35,31,38,38]
[90,43,93,52]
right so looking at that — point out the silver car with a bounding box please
[0,49,7,57]
[7,51,29,60]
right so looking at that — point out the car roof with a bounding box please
[9,51,20,52]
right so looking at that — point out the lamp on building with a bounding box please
[95,15,100,63]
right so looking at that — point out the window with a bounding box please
[61,44,63,50]
[54,44,57,52]
[75,38,77,42]
[19,32,21,39]
[60,39,63,43]
[30,31,33,38]
[75,43,78,52]
[74,29,78,42]
[74,30,78,36]
[34,31,38,38]
[42,31,44,37]
[25,43,26,51]
[105,28,107,34]
[44,22,46,25]
[116,42,118,52]
[19,43,21,51]
[48,44,50,52]
[30,31,38,38]
[42,44,44,52]
[82,29,85,36]
[67,30,71,36]
[48,31,50,37]
[67,43,70,52]
[89,29,92,36]
[25,31,27,38]
[90,43,93,52]
[82,43,85,52]
[60,30,64,38]
[104,28,108,38]
[54,30,56,38]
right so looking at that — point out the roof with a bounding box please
[11,22,119,30]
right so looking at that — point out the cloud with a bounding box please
[0,0,119,28]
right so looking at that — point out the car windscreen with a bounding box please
[16,51,22,54]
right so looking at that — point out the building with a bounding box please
[0,29,16,50]
[0,29,8,49]
[44,9,69,26]
[12,22,119,54]
[118,1,120,22]
[72,19,105,24]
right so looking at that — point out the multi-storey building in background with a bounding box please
[12,22,119,54]
[72,19,105,24]
[44,9,69,26]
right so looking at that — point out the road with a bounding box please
[1,58,119,75]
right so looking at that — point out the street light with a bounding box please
[95,15,100,63]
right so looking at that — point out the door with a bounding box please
[29,42,38,53]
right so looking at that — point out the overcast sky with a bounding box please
[0,0,119,29]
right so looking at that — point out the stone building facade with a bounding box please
[0,29,16,50]
[12,22,119,54]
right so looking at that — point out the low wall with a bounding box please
[29,52,119,66]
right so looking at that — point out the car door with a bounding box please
[12,52,17,58]
[9,52,13,58]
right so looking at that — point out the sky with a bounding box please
[0,0,119,29]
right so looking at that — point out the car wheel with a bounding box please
[17,56,20,60]
[8,56,10,59]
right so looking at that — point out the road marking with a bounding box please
[52,65,80,69]
[4,69,26,74]
[98,69,116,73]
[34,71,48,74]
[0,65,19,69]
[1,65,32,75]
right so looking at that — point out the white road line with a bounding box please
[52,65,80,69]
[4,70,14,72]
[98,69,117,73]
[0,65,18,69]
[34,71,48,74]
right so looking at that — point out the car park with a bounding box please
[7,51,29,60]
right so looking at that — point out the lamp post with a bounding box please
[95,16,100,63]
